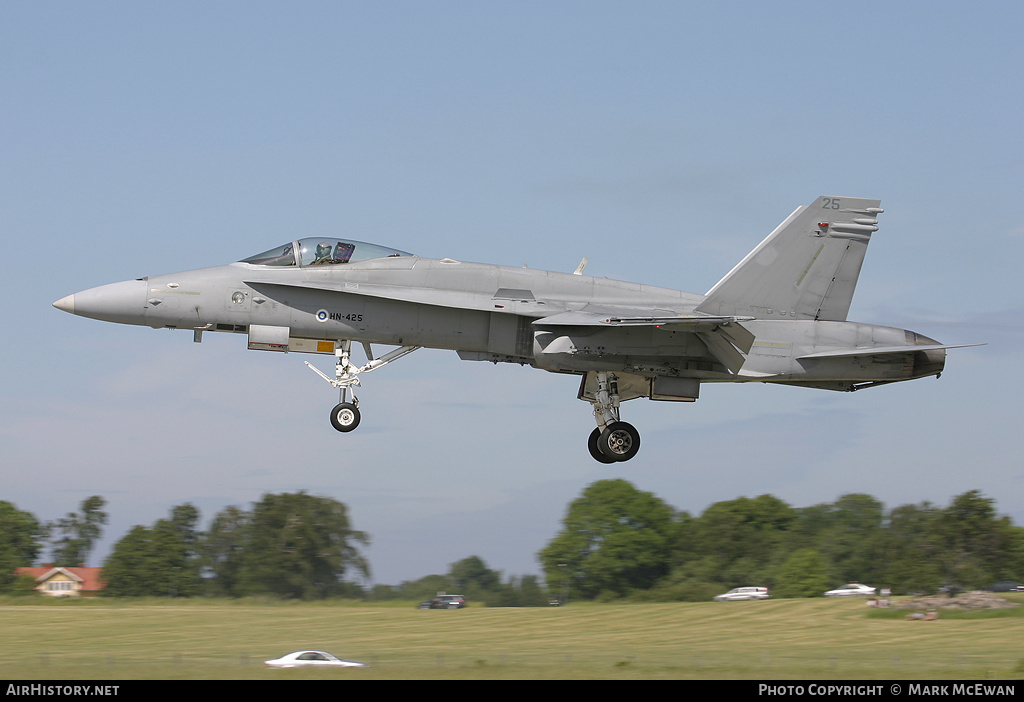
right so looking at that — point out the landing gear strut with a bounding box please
[586,372,641,462]
[306,340,421,433]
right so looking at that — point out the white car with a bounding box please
[824,583,876,597]
[264,650,368,668]
[713,586,770,601]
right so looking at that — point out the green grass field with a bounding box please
[1,596,1022,680]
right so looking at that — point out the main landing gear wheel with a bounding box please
[330,402,361,432]
[596,421,641,462]
[588,428,617,464]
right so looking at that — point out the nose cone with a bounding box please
[52,279,148,325]
[53,295,75,314]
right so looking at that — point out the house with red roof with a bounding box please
[15,566,105,597]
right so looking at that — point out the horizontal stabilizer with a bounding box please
[798,343,983,360]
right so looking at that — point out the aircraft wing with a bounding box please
[534,309,756,373]
[534,309,752,330]
[533,309,756,352]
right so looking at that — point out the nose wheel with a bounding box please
[330,402,361,432]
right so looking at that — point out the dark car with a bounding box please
[416,594,467,609]
[988,581,1024,592]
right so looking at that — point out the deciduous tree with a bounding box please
[202,505,249,596]
[935,490,1024,589]
[0,501,42,591]
[48,496,107,566]
[538,479,677,599]
[773,548,830,598]
[235,492,370,599]
[102,503,203,597]
[673,494,796,587]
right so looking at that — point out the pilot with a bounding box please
[310,242,335,265]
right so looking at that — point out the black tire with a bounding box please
[597,422,641,462]
[588,428,617,463]
[330,402,361,432]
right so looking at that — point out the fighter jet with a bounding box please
[54,196,974,463]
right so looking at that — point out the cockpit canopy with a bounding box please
[241,238,413,267]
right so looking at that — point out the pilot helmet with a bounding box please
[315,242,333,259]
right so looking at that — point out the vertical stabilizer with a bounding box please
[696,196,882,321]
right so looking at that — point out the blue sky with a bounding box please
[2,1,1022,586]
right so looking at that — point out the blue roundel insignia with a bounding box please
[315,309,329,323]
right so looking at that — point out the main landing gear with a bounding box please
[306,340,421,433]
[587,372,641,463]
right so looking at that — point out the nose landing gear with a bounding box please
[306,340,421,433]
[329,401,361,432]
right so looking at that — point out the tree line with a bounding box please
[0,491,543,603]
[2,483,1022,602]
[0,492,369,599]
[539,481,1024,601]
